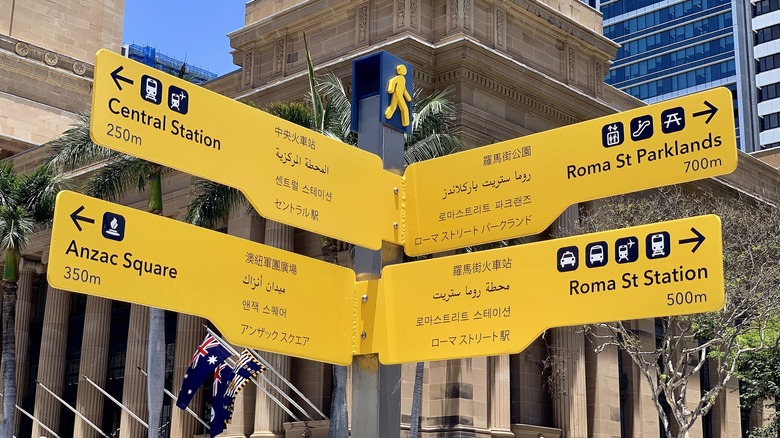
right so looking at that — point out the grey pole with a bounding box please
[350,50,410,438]
[352,95,404,438]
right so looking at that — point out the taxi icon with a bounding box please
[560,250,577,268]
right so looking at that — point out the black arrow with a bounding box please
[110,66,134,91]
[70,205,95,232]
[678,227,705,253]
[692,100,718,124]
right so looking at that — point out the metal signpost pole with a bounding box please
[350,51,411,438]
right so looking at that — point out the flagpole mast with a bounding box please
[205,327,319,421]
[204,328,301,421]
[15,404,60,438]
[136,367,210,430]
[0,392,60,438]
[82,375,149,428]
[36,382,109,437]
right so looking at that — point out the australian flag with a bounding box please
[221,349,266,424]
[209,362,234,437]
[176,335,230,410]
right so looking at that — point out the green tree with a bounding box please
[561,187,780,438]
[186,57,461,437]
[49,112,170,437]
[0,162,66,438]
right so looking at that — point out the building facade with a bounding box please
[0,0,777,437]
[753,0,780,150]
[599,0,770,152]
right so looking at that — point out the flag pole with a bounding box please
[204,328,301,421]
[136,366,210,430]
[36,381,109,437]
[0,392,60,438]
[82,375,148,428]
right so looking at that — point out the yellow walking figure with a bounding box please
[384,64,412,127]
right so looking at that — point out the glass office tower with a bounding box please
[600,0,761,151]
[754,0,780,150]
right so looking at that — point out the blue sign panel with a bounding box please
[351,51,413,135]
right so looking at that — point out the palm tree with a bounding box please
[49,113,170,437]
[0,162,66,438]
[185,51,461,437]
[50,62,196,437]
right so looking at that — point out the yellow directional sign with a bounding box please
[47,191,355,365]
[404,88,737,255]
[375,215,724,364]
[89,49,401,250]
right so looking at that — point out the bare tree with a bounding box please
[560,186,780,438]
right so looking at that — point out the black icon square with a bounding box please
[557,246,579,272]
[585,241,609,268]
[140,75,163,105]
[615,237,639,264]
[602,122,624,148]
[168,85,189,114]
[661,107,685,133]
[630,115,654,141]
[645,231,671,259]
[102,212,125,241]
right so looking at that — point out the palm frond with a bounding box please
[17,163,70,226]
[404,133,462,165]
[317,72,353,142]
[410,86,458,142]
[185,179,248,229]
[84,156,151,202]
[48,113,119,171]
[303,33,325,131]
[0,162,19,208]
[264,102,316,130]
[0,205,33,251]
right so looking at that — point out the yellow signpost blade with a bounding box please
[375,215,724,364]
[404,88,737,255]
[90,49,401,250]
[47,191,356,365]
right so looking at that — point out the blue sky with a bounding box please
[123,1,247,76]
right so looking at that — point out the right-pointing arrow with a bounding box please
[678,227,705,253]
[70,205,95,232]
[692,100,718,124]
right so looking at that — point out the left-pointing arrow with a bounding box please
[110,65,134,91]
[70,205,95,232]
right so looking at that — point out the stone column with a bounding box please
[488,355,513,437]
[584,326,621,438]
[423,357,490,436]
[169,314,205,437]
[549,206,588,438]
[14,258,42,433]
[74,296,112,438]
[624,320,659,438]
[550,327,588,438]
[709,363,741,438]
[222,212,266,438]
[252,219,292,437]
[31,287,72,437]
[119,304,149,438]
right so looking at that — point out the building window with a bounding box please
[758,53,780,73]
[754,0,780,16]
[761,112,780,131]
[759,83,780,102]
[755,24,780,45]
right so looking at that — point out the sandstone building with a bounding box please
[0,0,776,437]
